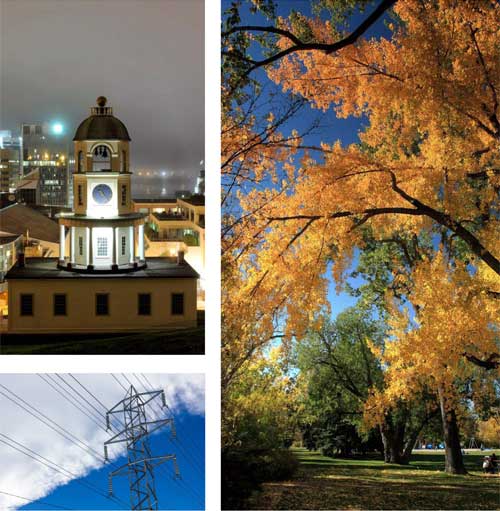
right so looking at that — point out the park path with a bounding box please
[247,448,500,510]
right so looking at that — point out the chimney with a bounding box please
[177,250,185,265]
[18,252,25,267]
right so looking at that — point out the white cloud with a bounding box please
[0,373,204,509]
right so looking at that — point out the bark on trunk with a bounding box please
[380,422,406,464]
[438,386,467,474]
[401,431,419,465]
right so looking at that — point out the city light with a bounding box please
[52,122,63,135]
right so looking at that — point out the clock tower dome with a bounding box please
[57,97,146,272]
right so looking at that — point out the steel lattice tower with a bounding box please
[104,385,179,510]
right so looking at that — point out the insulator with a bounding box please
[104,445,109,462]
[108,475,113,496]
[161,392,166,408]
[173,458,180,479]
[106,414,110,431]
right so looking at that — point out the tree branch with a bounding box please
[463,352,500,370]
[223,0,397,78]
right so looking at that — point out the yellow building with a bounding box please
[133,195,205,308]
[6,97,199,333]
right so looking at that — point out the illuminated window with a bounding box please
[78,185,83,206]
[121,236,126,256]
[20,294,34,316]
[121,185,127,206]
[97,237,108,257]
[78,236,83,256]
[138,293,151,315]
[53,294,67,316]
[95,294,109,315]
[171,293,184,315]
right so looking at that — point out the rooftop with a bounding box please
[0,203,59,243]
[179,195,205,207]
[152,212,188,222]
[6,257,199,280]
[0,234,22,246]
[73,97,131,141]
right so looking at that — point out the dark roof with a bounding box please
[0,204,59,243]
[6,257,199,280]
[0,234,21,245]
[152,212,187,221]
[180,195,205,206]
[73,115,131,141]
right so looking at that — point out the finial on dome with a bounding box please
[96,96,107,107]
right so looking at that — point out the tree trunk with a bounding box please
[438,386,467,474]
[380,422,406,464]
[401,431,419,465]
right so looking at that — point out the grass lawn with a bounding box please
[0,312,204,354]
[248,448,500,510]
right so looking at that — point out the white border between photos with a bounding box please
[204,0,222,508]
[0,0,222,509]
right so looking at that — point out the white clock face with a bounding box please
[93,184,113,204]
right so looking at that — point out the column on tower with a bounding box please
[138,223,145,261]
[59,224,65,264]
[129,225,135,264]
[70,227,75,266]
[112,226,118,270]
[87,226,94,269]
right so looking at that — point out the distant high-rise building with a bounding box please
[21,122,71,207]
[195,166,205,195]
[0,131,21,192]
[0,148,20,193]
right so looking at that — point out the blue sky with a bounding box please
[0,374,204,511]
[224,0,393,317]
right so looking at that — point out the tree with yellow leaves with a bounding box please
[222,0,499,478]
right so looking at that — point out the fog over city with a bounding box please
[0,0,204,196]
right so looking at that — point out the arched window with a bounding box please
[92,145,111,172]
[78,151,84,173]
[122,150,127,173]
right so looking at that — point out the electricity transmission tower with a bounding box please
[104,385,180,510]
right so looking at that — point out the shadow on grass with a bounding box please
[248,448,500,510]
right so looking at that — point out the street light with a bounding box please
[52,123,63,135]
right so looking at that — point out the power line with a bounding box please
[37,374,105,433]
[54,374,106,420]
[44,374,105,426]
[132,375,205,507]
[68,374,109,411]
[0,384,105,462]
[0,489,74,510]
[0,382,130,504]
[45,373,106,426]
[139,374,205,475]
[0,434,127,509]
[111,373,128,392]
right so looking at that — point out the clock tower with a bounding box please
[57,96,146,271]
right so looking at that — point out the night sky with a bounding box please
[0,0,204,195]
